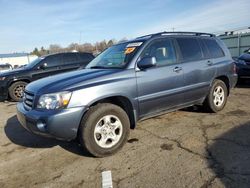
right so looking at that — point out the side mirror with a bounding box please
[38,63,47,70]
[137,56,156,70]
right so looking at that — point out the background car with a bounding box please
[0,52,94,101]
[0,63,13,73]
[234,48,250,81]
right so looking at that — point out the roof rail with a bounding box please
[136,31,215,39]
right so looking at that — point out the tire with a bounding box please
[8,81,27,102]
[203,79,228,113]
[78,103,130,157]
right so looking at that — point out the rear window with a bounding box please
[203,39,225,58]
[176,38,202,61]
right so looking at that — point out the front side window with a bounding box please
[86,42,143,69]
[176,37,202,62]
[43,54,62,67]
[140,39,177,66]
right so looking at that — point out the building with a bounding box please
[218,28,250,57]
[0,53,38,68]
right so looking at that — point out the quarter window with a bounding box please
[203,39,225,58]
[176,38,202,61]
[140,39,177,66]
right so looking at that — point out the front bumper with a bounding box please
[16,102,88,140]
[236,64,250,78]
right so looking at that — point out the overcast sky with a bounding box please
[0,0,249,53]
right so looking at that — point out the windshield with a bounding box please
[86,42,143,69]
[25,57,43,69]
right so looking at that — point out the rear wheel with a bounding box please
[8,81,27,102]
[78,103,130,157]
[203,79,228,113]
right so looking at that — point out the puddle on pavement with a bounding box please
[127,138,139,143]
[160,143,173,151]
[226,110,248,116]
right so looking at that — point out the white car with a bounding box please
[0,63,13,73]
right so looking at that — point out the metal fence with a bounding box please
[219,32,250,57]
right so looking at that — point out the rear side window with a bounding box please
[199,39,210,59]
[176,38,202,62]
[203,39,225,58]
[63,53,78,65]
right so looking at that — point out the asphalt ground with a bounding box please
[1,82,250,188]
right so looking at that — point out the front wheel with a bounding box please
[78,103,130,157]
[203,79,228,113]
[8,81,27,102]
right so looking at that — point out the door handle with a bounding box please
[207,60,213,66]
[173,66,182,73]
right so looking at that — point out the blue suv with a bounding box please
[16,32,237,157]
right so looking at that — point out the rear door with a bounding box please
[175,37,216,104]
[136,38,184,117]
[31,54,64,80]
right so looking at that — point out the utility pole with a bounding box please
[79,31,82,44]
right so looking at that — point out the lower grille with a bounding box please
[23,90,34,111]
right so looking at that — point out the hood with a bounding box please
[26,68,124,95]
[0,67,28,77]
[239,53,250,62]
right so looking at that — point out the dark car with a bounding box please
[0,52,94,101]
[234,48,250,81]
[16,32,237,157]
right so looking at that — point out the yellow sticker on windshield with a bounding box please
[125,47,136,54]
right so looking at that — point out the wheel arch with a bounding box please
[8,78,31,88]
[86,95,137,129]
[7,79,31,98]
[214,75,230,95]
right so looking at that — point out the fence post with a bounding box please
[237,34,241,56]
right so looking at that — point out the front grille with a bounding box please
[23,90,34,111]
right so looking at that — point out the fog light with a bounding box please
[37,121,47,132]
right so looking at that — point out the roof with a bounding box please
[117,31,215,45]
[136,31,215,39]
[0,53,29,58]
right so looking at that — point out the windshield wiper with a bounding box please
[89,66,124,69]
[89,66,107,69]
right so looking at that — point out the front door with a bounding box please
[136,38,184,117]
[32,54,64,81]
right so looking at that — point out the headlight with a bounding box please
[37,91,72,110]
[0,77,6,81]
